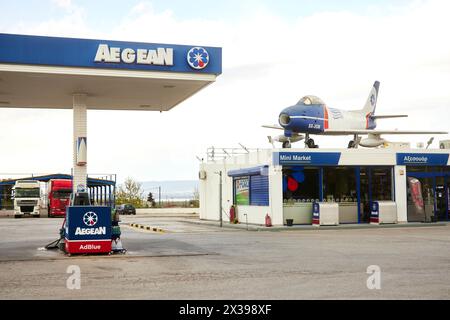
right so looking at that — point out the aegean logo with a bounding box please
[74,212,106,236]
[403,155,428,163]
[94,44,173,66]
[83,211,98,227]
[370,94,376,106]
[75,227,106,236]
[187,47,209,70]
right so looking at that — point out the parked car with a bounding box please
[115,204,136,215]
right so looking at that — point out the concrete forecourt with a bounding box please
[0,215,448,299]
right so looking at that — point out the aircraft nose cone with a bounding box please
[279,113,291,127]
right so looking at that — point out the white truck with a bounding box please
[13,180,41,218]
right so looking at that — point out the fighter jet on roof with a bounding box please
[263,81,447,148]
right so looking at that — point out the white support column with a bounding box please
[269,165,284,226]
[394,165,408,223]
[73,94,87,194]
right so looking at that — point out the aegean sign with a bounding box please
[94,44,173,66]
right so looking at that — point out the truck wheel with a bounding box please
[14,215,21,219]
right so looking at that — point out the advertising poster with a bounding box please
[235,177,250,205]
[407,177,425,214]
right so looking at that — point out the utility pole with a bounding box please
[219,171,222,227]
[158,186,161,208]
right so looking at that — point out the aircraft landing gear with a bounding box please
[305,134,318,148]
[282,141,291,148]
[348,134,360,148]
[306,139,317,148]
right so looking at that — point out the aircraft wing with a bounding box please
[262,124,447,135]
[322,129,448,136]
[372,115,408,119]
[262,124,284,130]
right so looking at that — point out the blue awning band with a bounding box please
[227,165,269,177]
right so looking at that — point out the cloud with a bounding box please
[1,0,449,181]
[4,0,94,38]
[51,0,73,10]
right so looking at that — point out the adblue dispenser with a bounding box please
[65,206,112,254]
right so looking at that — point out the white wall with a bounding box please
[199,163,221,221]
[235,205,268,225]
[199,162,243,222]
[199,163,284,225]
[199,152,278,224]
[268,165,283,225]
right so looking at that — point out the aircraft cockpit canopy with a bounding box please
[297,95,325,106]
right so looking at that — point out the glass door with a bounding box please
[359,168,370,223]
[406,171,449,222]
[435,176,449,221]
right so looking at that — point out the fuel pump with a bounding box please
[111,207,126,253]
[64,191,112,255]
[45,190,125,255]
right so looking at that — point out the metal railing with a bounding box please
[206,145,261,162]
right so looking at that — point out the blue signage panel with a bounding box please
[370,201,379,223]
[0,33,222,74]
[312,202,320,225]
[396,153,449,166]
[65,206,111,241]
[273,152,341,166]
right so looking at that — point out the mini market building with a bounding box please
[199,147,450,226]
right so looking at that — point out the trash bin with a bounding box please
[286,219,293,226]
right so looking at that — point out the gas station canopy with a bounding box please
[0,33,222,194]
[0,33,222,111]
[0,33,222,255]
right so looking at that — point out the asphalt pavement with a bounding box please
[0,215,448,299]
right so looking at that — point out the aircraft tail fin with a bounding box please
[361,81,380,115]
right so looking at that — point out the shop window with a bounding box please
[371,167,393,201]
[233,175,269,206]
[282,167,319,202]
[323,167,357,202]
[407,166,445,174]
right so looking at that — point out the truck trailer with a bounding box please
[13,180,41,218]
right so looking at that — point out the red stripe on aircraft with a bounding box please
[324,106,329,129]
[365,112,371,129]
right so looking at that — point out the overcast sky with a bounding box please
[0,0,449,182]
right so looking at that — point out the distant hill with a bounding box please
[140,180,198,200]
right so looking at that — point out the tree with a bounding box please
[190,187,200,208]
[147,192,156,207]
[115,177,144,207]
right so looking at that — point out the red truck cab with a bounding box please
[47,179,72,217]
